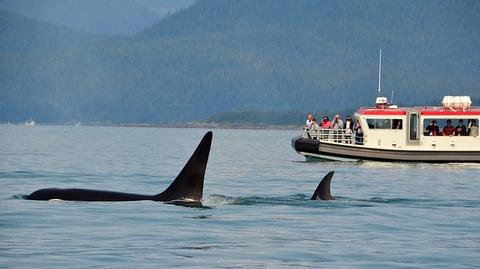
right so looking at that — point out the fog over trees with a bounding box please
[1,0,479,124]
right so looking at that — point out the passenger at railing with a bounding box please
[455,119,466,136]
[343,115,354,144]
[331,114,343,129]
[442,119,455,136]
[468,120,478,137]
[309,118,320,139]
[354,121,363,145]
[331,114,343,142]
[303,114,313,138]
[305,114,313,129]
[321,116,331,129]
[426,120,439,136]
[320,116,331,140]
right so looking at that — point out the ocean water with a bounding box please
[1,125,479,268]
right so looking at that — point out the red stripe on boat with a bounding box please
[421,110,480,116]
[357,109,407,116]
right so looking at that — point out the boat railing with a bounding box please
[301,128,364,145]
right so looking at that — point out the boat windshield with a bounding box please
[366,119,403,130]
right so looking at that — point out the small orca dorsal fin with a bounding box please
[311,171,335,200]
[155,131,212,202]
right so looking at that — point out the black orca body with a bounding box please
[311,171,335,200]
[26,132,213,202]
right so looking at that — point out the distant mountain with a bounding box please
[0,0,479,124]
[0,0,194,36]
[0,10,108,53]
[133,0,196,17]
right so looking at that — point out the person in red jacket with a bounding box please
[442,119,455,136]
[321,116,331,129]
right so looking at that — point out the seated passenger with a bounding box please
[455,119,466,136]
[468,120,479,137]
[442,119,455,136]
[426,120,439,136]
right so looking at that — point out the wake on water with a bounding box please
[201,194,474,209]
[13,193,478,209]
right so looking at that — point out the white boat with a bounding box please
[292,51,480,162]
[24,119,36,126]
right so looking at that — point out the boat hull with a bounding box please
[292,136,480,163]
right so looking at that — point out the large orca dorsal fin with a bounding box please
[155,131,212,202]
[311,171,335,200]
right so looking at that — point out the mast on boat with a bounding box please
[377,49,382,97]
[375,49,388,108]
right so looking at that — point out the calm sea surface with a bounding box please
[1,125,479,268]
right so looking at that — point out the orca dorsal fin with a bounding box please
[155,131,212,202]
[311,171,335,200]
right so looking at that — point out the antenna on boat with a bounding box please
[377,49,382,97]
[391,89,395,105]
[375,49,388,109]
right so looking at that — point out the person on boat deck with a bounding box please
[308,118,320,138]
[426,120,439,136]
[331,114,343,142]
[320,116,331,140]
[354,121,363,144]
[468,120,479,137]
[321,116,331,129]
[343,115,354,143]
[442,119,455,136]
[455,119,467,136]
[305,114,313,129]
[331,114,343,129]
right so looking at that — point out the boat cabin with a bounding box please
[353,96,479,151]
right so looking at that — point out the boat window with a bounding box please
[367,119,391,129]
[393,119,403,129]
[409,114,419,140]
[423,118,478,136]
[366,118,402,129]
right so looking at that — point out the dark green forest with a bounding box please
[1,0,479,124]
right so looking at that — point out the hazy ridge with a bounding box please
[1,0,479,124]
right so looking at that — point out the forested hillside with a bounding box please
[1,0,479,124]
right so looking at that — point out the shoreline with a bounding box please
[0,122,300,131]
